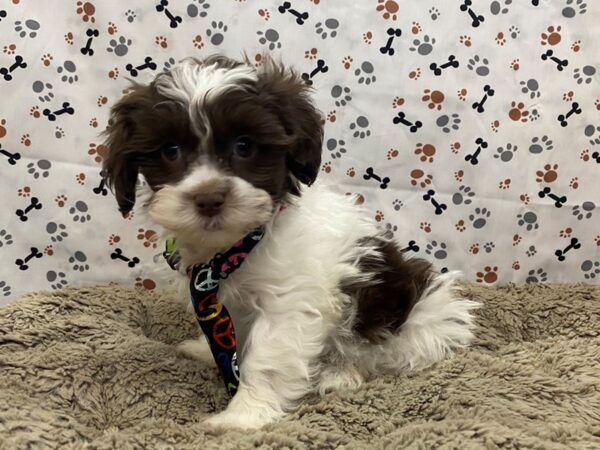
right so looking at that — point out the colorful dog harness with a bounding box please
[164,228,265,396]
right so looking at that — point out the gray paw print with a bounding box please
[14,19,40,38]
[425,241,447,259]
[187,0,210,18]
[125,10,137,22]
[572,201,594,220]
[494,143,517,162]
[520,79,540,99]
[526,268,548,283]
[55,127,65,139]
[452,185,475,205]
[206,21,228,46]
[526,245,537,257]
[107,36,132,56]
[467,55,490,76]
[484,242,495,253]
[490,0,512,15]
[46,271,68,290]
[436,113,461,133]
[163,57,177,72]
[469,208,491,229]
[0,281,11,297]
[57,60,78,83]
[331,85,352,107]
[69,251,90,272]
[355,61,376,85]
[257,29,281,50]
[382,223,398,240]
[562,0,587,18]
[32,81,55,103]
[517,211,539,231]
[0,229,13,248]
[69,201,92,223]
[509,25,520,39]
[326,138,346,159]
[46,222,68,242]
[429,7,440,20]
[529,135,553,154]
[409,35,435,56]
[349,116,370,138]
[573,66,596,85]
[581,260,600,279]
[393,199,403,211]
[27,160,51,179]
[315,19,339,39]
[584,125,600,146]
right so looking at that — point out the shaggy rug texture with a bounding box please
[0,283,599,450]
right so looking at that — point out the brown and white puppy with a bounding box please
[103,55,478,429]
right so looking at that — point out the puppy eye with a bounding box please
[233,136,255,158]
[161,144,181,162]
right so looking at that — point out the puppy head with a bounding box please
[103,56,323,248]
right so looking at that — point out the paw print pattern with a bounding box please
[15,20,40,38]
[69,201,92,223]
[349,116,370,138]
[57,61,78,83]
[517,211,539,231]
[46,271,68,290]
[436,114,461,133]
[32,81,55,103]
[326,138,346,159]
[467,55,490,76]
[206,21,228,46]
[452,185,475,205]
[0,281,12,297]
[27,160,52,179]
[581,260,600,279]
[257,29,281,50]
[46,222,68,242]
[315,19,339,39]
[107,36,132,56]
[573,66,596,85]
[69,251,90,272]
[572,201,595,220]
[355,61,376,85]
[529,136,554,154]
[526,268,548,283]
[331,85,352,107]
[425,241,447,259]
[469,208,491,229]
[520,79,541,99]
[494,143,517,162]
[562,0,587,18]
[409,35,436,56]
[0,229,14,248]
[187,0,210,18]
[490,0,512,15]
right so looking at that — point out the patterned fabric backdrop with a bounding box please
[0,0,599,305]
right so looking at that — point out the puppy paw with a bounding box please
[204,410,271,430]
[318,366,363,396]
[177,338,214,365]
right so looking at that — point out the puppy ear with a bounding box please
[102,85,150,216]
[257,59,323,192]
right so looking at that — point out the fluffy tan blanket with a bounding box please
[1,283,599,449]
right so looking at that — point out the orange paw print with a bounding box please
[375,210,385,222]
[476,266,498,284]
[342,56,353,69]
[20,133,31,147]
[44,245,54,256]
[89,117,98,128]
[55,195,68,207]
[457,88,467,101]
[107,22,118,35]
[17,186,31,197]
[155,36,168,48]
[327,110,336,123]
[455,220,466,232]
[580,149,590,161]
[509,101,529,122]
[563,91,574,102]
[569,177,579,189]
[88,143,109,163]
[41,53,53,66]
[409,68,421,80]
[512,261,520,270]
[135,277,157,290]
[0,118,7,138]
[495,32,506,46]
[512,234,522,246]
[559,227,572,238]
[97,96,108,107]
[392,96,405,108]
[376,0,399,20]
[541,25,561,46]
[193,35,204,49]
[30,106,41,118]
[421,89,445,110]
[520,194,530,205]
[454,170,464,182]
[459,35,471,47]
[305,48,318,60]
[137,228,158,248]
[387,148,399,160]
[469,243,479,255]
[322,162,332,173]
[410,169,432,188]
[451,142,461,154]
[414,143,436,162]
[411,22,422,34]
[510,59,520,71]
[3,44,16,55]
[76,1,96,23]
[75,173,86,185]
[346,167,355,177]
[571,40,581,52]
[499,179,511,189]
[258,9,270,20]
[420,222,431,233]
[491,120,500,132]
[535,164,558,183]
[108,234,121,245]
[363,31,373,44]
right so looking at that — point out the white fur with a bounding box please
[161,182,479,429]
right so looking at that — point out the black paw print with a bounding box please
[69,251,90,272]
[57,60,78,83]
[27,160,52,179]
[69,201,92,223]
[331,85,352,107]
[354,61,376,85]
[326,138,346,159]
[349,116,370,138]
[46,270,68,290]
[469,207,491,229]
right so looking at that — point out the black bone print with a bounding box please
[531,0,540,5]
[301,59,328,85]
[591,151,600,164]
[558,102,582,127]
[430,55,459,76]
[16,197,42,222]
[0,143,20,165]
[0,55,27,81]
[0,10,6,21]
[538,186,567,208]
[402,240,420,253]
[110,248,141,268]
[472,84,495,113]
[80,28,99,56]
[541,49,568,71]
[125,57,157,77]
[278,2,309,25]
[465,137,487,165]
[42,102,75,121]
[380,28,402,56]
[363,167,390,189]
[393,111,422,132]
[460,0,485,27]
[15,247,43,271]
[555,237,581,261]
[92,175,108,196]
[423,189,447,215]
[155,0,182,28]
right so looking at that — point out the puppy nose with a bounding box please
[194,192,226,217]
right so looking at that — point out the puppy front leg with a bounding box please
[205,313,324,429]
